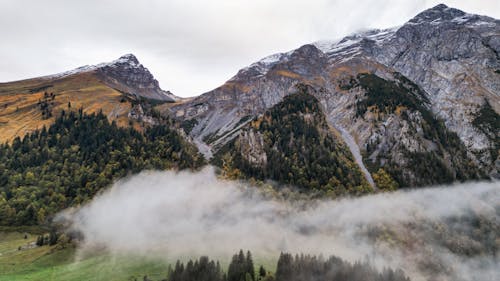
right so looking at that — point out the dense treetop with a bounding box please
[0,109,204,226]
[214,85,371,195]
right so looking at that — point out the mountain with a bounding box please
[212,85,373,194]
[170,4,500,188]
[0,54,178,143]
[0,56,206,226]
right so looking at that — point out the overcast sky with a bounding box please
[1,0,498,97]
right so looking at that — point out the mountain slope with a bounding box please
[0,110,204,226]
[0,54,178,143]
[170,4,499,187]
[212,85,372,194]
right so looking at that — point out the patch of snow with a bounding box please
[43,54,143,80]
[233,50,296,79]
[451,15,470,24]
[468,20,497,27]
[406,8,497,29]
[314,27,398,56]
[430,17,444,25]
[259,53,284,65]
[314,38,358,54]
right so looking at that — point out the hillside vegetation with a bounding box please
[0,73,134,143]
[214,85,371,195]
[355,73,485,187]
[0,110,204,226]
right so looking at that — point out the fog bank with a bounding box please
[60,167,500,281]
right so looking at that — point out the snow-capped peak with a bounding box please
[113,54,140,67]
[44,53,143,80]
[314,27,398,55]
[231,51,294,80]
[409,4,465,24]
[406,3,496,27]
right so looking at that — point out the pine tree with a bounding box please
[258,266,266,279]
[246,251,255,281]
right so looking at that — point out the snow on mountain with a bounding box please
[45,54,143,80]
[42,54,178,102]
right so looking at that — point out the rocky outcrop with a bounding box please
[213,89,372,192]
[238,130,267,166]
[44,54,178,102]
[370,4,500,173]
[96,54,178,102]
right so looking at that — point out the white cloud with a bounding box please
[59,167,500,281]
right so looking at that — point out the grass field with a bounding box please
[0,232,172,281]
[0,232,276,281]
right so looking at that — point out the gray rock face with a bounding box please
[238,130,267,166]
[96,54,178,102]
[45,54,178,102]
[170,4,499,186]
[370,4,499,175]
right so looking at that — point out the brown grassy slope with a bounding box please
[0,72,133,143]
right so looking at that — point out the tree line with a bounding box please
[139,250,410,281]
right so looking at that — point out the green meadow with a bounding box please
[0,231,276,281]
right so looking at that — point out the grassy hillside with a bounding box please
[0,231,173,281]
[0,72,134,143]
[0,231,277,281]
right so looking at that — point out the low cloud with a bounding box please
[59,167,500,281]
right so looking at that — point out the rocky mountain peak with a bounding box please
[100,53,143,70]
[95,54,178,102]
[291,44,323,57]
[409,4,466,24]
[171,4,499,185]
[116,53,140,65]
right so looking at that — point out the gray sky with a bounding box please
[1,0,498,97]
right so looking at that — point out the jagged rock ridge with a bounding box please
[47,54,178,102]
[95,54,178,102]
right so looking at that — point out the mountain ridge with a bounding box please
[169,3,500,187]
[0,4,498,189]
[0,54,178,143]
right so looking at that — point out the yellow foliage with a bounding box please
[373,168,399,191]
[0,73,132,143]
[251,119,262,129]
[221,153,242,180]
[272,70,301,79]
[222,81,252,93]
[395,105,408,116]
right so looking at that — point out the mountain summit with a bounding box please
[0,54,178,142]
[170,4,500,188]
[46,54,178,102]
[409,4,465,23]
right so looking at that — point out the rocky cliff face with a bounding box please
[212,87,372,193]
[45,54,178,102]
[170,4,499,188]
[371,4,500,173]
[95,54,178,102]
